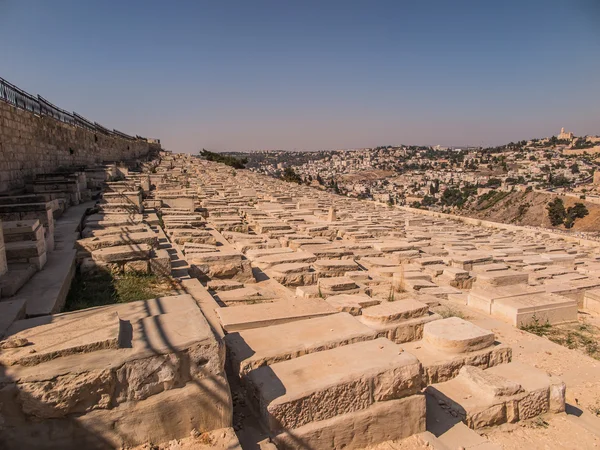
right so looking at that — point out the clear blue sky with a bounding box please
[2,0,599,152]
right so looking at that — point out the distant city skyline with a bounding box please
[1,0,599,153]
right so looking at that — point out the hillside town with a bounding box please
[221,130,600,237]
[234,129,600,206]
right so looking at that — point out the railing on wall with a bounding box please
[0,76,146,141]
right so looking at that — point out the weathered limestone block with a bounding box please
[267,262,317,286]
[188,251,254,282]
[325,293,380,315]
[83,213,144,229]
[171,230,217,245]
[426,362,566,429]
[402,318,512,385]
[355,299,441,344]
[253,251,317,270]
[0,294,230,449]
[81,225,149,239]
[247,338,421,432]
[318,276,359,294]
[92,244,152,263]
[77,232,158,253]
[273,394,426,450]
[226,313,378,376]
[473,270,529,287]
[423,317,495,354]
[313,258,360,277]
[216,297,336,332]
[583,288,600,313]
[18,369,116,419]
[114,353,183,402]
[148,248,172,276]
[2,219,45,243]
[1,311,120,367]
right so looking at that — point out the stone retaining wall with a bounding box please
[0,101,158,192]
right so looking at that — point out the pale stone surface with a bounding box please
[248,338,421,432]
[423,317,495,354]
[92,243,152,263]
[273,395,426,450]
[1,311,121,366]
[325,293,380,315]
[216,297,336,332]
[360,299,429,325]
[0,294,231,448]
[226,313,378,375]
[426,362,565,429]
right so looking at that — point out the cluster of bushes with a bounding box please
[440,184,478,208]
[281,167,303,184]
[547,198,589,228]
[200,149,248,169]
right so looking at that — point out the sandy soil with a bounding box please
[459,190,600,233]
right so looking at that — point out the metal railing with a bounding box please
[0,76,144,141]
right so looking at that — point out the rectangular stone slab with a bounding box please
[402,338,512,385]
[426,362,565,429]
[1,311,121,366]
[247,338,421,432]
[360,299,429,325]
[216,298,336,332]
[77,232,158,252]
[491,293,578,327]
[474,270,529,287]
[226,312,378,375]
[92,244,152,263]
[273,394,426,450]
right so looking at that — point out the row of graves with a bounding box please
[0,159,236,449]
[1,152,599,449]
[143,155,600,449]
[0,164,131,317]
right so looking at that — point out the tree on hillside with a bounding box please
[199,149,247,169]
[564,203,589,229]
[546,198,566,226]
[281,167,302,184]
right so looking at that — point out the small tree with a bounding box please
[281,167,302,184]
[564,203,589,228]
[546,198,566,226]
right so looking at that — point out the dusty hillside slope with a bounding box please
[457,190,600,233]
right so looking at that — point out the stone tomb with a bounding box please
[249,338,425,447]
[357,299,441,344]
[468,286,578,326]
[0,294,231,449]
[426,362,566,429]
[402,317,512,385]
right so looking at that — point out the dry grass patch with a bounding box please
[65,270,180,311]
[521,316,600,361]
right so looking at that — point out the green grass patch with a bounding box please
[65,270,177,311]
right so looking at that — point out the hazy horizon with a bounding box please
[2,0,599,153]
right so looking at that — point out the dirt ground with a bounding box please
[458,190,600,233]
